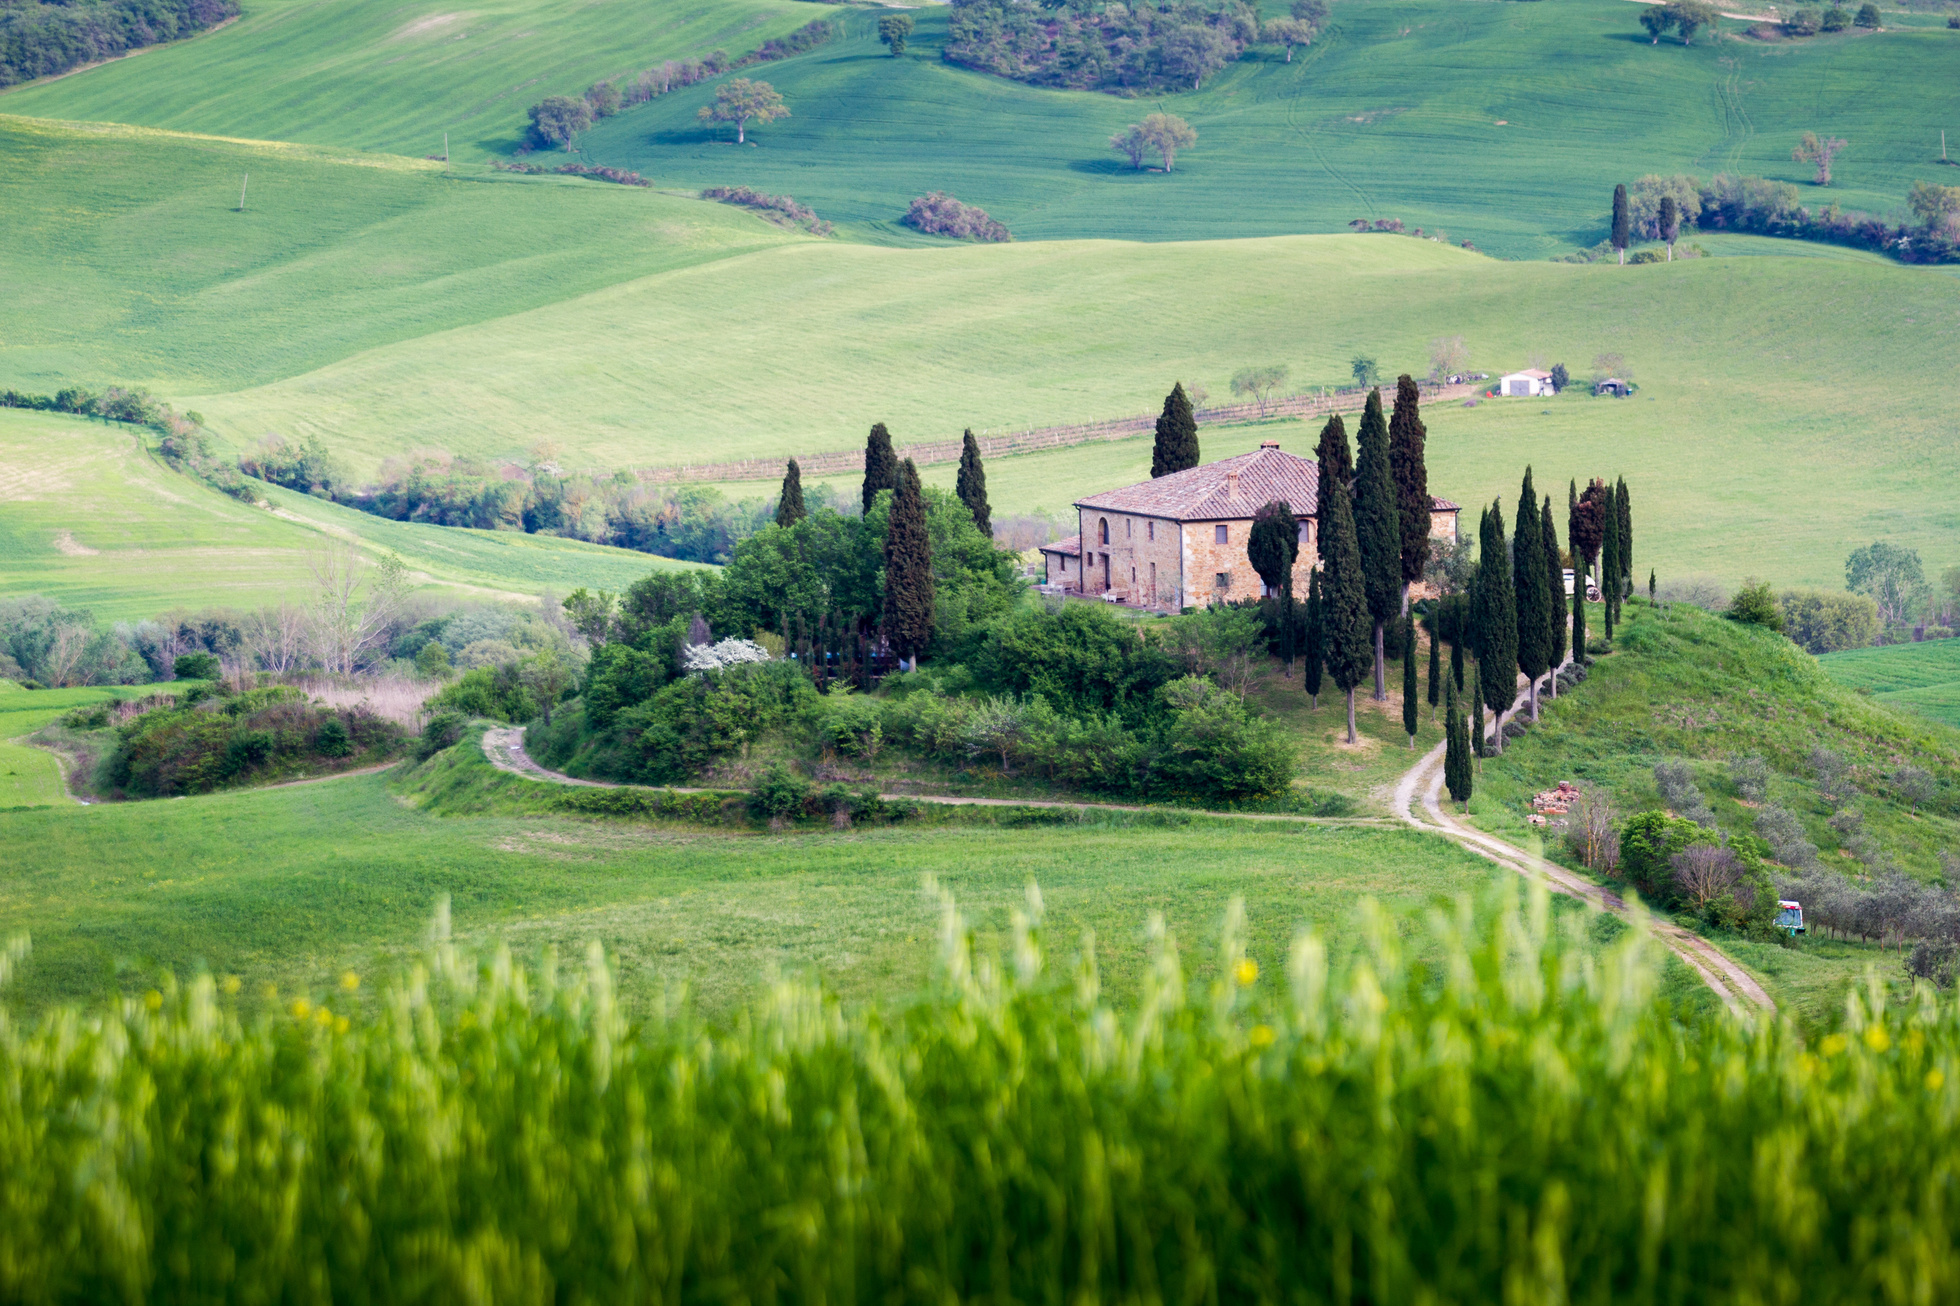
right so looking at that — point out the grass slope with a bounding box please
[0,115,802,395]
[0,411,682,619]
[0,0,813,160]
[1466,599,1960,1025]
[0,752,1519,1017]
[578,0,1960,254]
[191,234,1960,589]
[1820,639,1960,730]
[0,684,137,808]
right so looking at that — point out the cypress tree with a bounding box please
[882,459,935,663]
[1451,636,1465,695]
[1352,388,1401,701]
[1543,497,1566,694]
[1150,383,1199,478]
[1470,674,1485,769]
[1248,500,1299,669]
[1452,700,1474,811]
[1612,183,1630,265]
[1616,476,1633,597]
[1427,620,1441,720]
[862,423,899,514]
[1474,501,1518,750]
[1316,462,1375,744]
[1313,413,1353,545]
[1303,566,1325,708]
[1572,544,1588,662]
[1443,684,1464,807]
[955,430,992,537]
[1402,618,1418,746]
[1513,468,1550,721]
[775,459,806,528]
[1600,491,1620,641]
[1388,374,1431,612]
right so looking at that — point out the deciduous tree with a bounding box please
[776,459,806,528]
[1388,373,1430,613]
[527,96,593,149]
[956,430,992,537]
[1793,132,1847,186]
[697,78,788,144]
[878,13,913,56]
[882,460,935,661]
[862,423,898,513]
[1261,16,1313,60]
[1110,123,1151,171]
[1571,477,1607,580]
[1141,112,1198,169]
[1230,364,1289,417]
[1151,383,1200,477]
[1845,541,1929,628]
[1352,388,1401,699]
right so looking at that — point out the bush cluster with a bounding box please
[491,160,651,186]
[100,684,401,796]
[0,0,237,87]
[901,192,1011,243]
[1615,171,1960,265]
[701,185,834,236]
[1616,808,1779,933]
[946,0,1260,93]
[7,881,1960,1299]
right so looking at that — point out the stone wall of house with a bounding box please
[1075,509,1186,608]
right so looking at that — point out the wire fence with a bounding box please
[636,381,1477,485]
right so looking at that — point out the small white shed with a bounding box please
[1497,368,1555,397]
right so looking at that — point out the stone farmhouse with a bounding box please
[1038,441,1460,612]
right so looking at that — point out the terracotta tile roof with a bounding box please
[1075,445,1322,521]
[1501,368,1552,379]
[1041,534,1081,557]
[1432,496,1460,512]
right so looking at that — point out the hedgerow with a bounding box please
[2,878,1958,1299]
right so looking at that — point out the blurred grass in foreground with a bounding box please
[0,877,1953,1301]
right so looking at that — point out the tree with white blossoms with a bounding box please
[682,638,774,674]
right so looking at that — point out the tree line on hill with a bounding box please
[945,0,1322,94]
[0,0,236,87]
[1596,167,1960,265]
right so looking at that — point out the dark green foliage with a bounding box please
[1619,809,1702,906]
[1248,500,1298,668]
[969,603,1176,724]
[1312,414,1353,542]
[1727,579,1783,630]
[956,430,992,538]
[1303,566,1325,706]
[1571,478,1607,572]
[431,665,541,724]
[1427,627,1441,715]
[946,0,1258,94]
[1314,454,1375,739]
[749,762,812,820]
[1612,183,1631,258]
[1444,684,1471,807]
[582,641,679,730]
[1473,503,1518,725]
[1512,469,1550,693]
[1615,477,1633,594]
[1388,374,1431,589]
[1402,620,1418,742]
[1572,550,1588,666]
[1451,638,1465,694]
[417,711,468,761]
[1150,383,1199,478]
[0,0,238,88]
[172,652,219,681]
[526,95,594,149]
[613,661,818,784]
[103,687,400,797]
[883,460,936,660]
[862,423,899,514]
[775,460,806,528]
[1601,489,1621,639]
[1352,389,1400,701]
[1542,499,1566,672]
[877,12,913,56]
[1471,675,1485,760]
[1856,1,1879,25]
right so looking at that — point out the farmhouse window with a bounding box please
[1148,521,1156,541]
[1099,519,1109,545]
[1214,524,1228,544]
[1216,571,1231,590]
[1297,520,1310,546]
[1125,519,1132,538]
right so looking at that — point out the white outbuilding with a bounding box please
[1496,368,1555,397]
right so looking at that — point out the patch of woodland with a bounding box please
[0,0,236,87]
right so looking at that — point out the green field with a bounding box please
[0,683,139,807]
[0,410,682,620]
[575,1,1960,253]
[1820,637,1960,729]
[0,0,813,161]
[0,755,1522,1017]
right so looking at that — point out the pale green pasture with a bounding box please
[0,685,136,807]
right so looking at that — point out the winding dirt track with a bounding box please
[483,684,1774,1017]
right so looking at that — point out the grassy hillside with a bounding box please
[578,0,1960,253]
[190,234,1960,589]
[0,0,813,160]
[0,115,803,395]
[1467,599,1960,1023]
[0,684,139,807]
[0,411,680,620]
[1820,638,1960,730]
[0,754,1517,1016]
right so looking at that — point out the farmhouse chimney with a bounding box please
[1260,440,1280,449]
[1225,470,1240,499]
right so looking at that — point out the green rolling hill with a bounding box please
[1820,638,1960,730]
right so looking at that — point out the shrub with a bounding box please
[901,193,1011,243]
[1821,5,1850,29]
[1725,578,1782,629]
[1618,809,1704,905]
[1855,1,1879,25]
[1653,760,1716,826]
[172,651,221,681]
[1779,589,1880,652]
[584,81,622,117]
[1755,805,1821,870]
[316,717,351,758]
[418,711,469,760]
[1728,753,1771,802]
[1627,249,1665,264]
[747,761,811,821]
[103,692,400,796]
[700,186,833,236]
